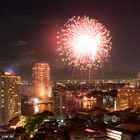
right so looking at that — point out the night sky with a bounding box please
[0,0,140,80]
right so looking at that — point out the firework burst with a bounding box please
[57,16,112,70]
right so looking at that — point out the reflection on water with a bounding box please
[32,85,53,114]
[34,104,39,113]
[34,102,53,114]
[83,96,96,109]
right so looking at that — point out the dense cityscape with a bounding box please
[0,63,140,140]
[1,0,140,140]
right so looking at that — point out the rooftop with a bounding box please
[116,123,140,134]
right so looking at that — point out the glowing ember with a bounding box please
[57,16,112,70]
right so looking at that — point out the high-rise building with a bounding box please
[32,63,51,99]
[32,63,53,113]
[32,63,50,87]
[116,87,140,110]
[0,71,21,126]
[54,90,67,120]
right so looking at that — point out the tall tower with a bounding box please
[54,90,67,120]
[0,71,21,126]
[32,63,50,87]
[32,63,50,100]
[32,63,53,114]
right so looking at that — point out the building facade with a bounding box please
[32,63,51,100]
[54,90,67,120]
[32,63,53,113]
[116,87,140,110]
[0,72,21,126]
[32,63,50,87]
[106,123,140,140]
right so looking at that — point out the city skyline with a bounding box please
[0,0,140,80]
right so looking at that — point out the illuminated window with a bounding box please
[2,99,4,103]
